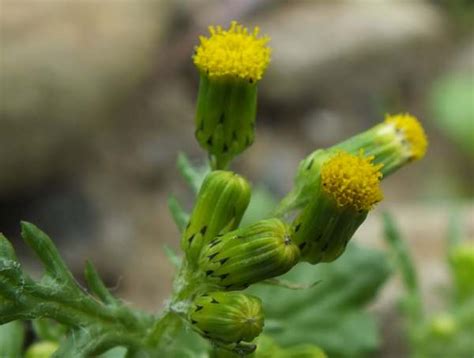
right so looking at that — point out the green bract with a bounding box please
[195,75,257,170]
[181,170,251,264]
[189,291,263,346]
[199,218,300,290]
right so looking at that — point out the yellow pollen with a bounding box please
[321,151,383,212]
[193,21,271,81]
[385,113,428,160]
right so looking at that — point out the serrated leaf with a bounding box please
[177,153,210,193]
[20,222,77,288]
[248,244,391,357]
[168,195,190,232]
[84,260,119,306]
[163,245,181,269]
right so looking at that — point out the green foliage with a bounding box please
[0,224,161,357]
[430,74,474,155]
[248,244,392,358]
[382,213,422,323]
[383,212,474,358]
[177,152,210,194]
[0,321,24,357]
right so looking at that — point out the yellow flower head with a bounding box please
[321,151,383,212]
[193,21,271,82]
[385,113,428,160]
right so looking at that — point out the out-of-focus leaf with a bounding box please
[262,277,320,290]
[98,346,127,358]
[0,321,24,357]
[177,152,210,194]
[446,209,464,250]
[163,245,181,269]
[248,244,391,358]
[168,195,190,232]
[32,319,67,342]
[430,74,474,155]
[382,212,422,316]
[240,186,278,226]
[449,243,474,303]
[165,325,210,358]
[415,298,474,358]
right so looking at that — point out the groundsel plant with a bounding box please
[0,21,428,357]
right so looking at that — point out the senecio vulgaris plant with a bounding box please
[0,21,428,357]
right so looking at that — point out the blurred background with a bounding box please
[1,0,473,356]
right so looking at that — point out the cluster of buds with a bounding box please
[182,21,428,354]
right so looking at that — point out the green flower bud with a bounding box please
[199,218,300,290]
[195,75,257,169]
[193,22,271,169]
[189,291,264,344]
[181,170,251,264]
[449,243,474,301]
[25,341,59,358]
[292,151,383,264]
[429,313,457,338]
[274,149,331,215]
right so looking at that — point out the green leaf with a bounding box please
[382,212,422,321]
[20,222,78,289]
[32,319,67,342]
[163,245,181,268]
[168,195,190,232]
[0,321,24,357]
[248,244,391,358]
[240,186,278,226]
[0,234,18,261]
[430,74,474,155]
[84,260,120,306]
[177,152,210,193]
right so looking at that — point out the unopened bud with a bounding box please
[25,341,59,358]
[181,170,251,263]
[199,218,300,290]
[449,243,474,301]
[189,291,264,344]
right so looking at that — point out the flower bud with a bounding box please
[25,341,59,358]
[199,218,300,290]
[449,243,474,301]
[293,151,383,264]
[189,291,264,344]
[274,149,331,215]
[276,114,426,215]
[193,21,271,169]
[181,170,251,264]
[335,113,428,176]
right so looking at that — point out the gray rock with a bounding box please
[257,1,444,104]
[0,1,168,194]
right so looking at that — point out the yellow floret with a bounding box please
[193,21,271,81]
[385,113,428,160]
[321,151,383,212]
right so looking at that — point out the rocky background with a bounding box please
[1,1,473,355]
